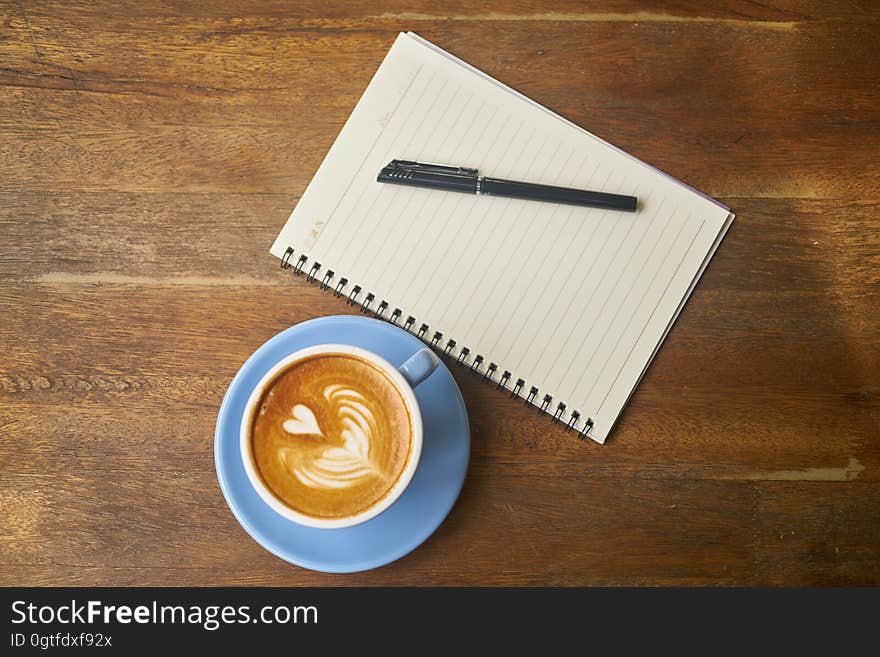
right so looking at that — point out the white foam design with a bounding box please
[282,404,321,436]
[279,384,381,490]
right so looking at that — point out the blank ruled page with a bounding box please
[271,33,733,443]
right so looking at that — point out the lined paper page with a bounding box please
[271,33,733,443]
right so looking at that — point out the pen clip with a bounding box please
[387,160,478,177]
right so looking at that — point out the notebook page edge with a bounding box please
[589,210,735,443]
[270,32,415,260]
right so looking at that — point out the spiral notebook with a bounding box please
[270,32,734,443]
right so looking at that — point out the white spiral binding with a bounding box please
[281,246,595,439]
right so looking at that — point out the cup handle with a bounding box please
[398,348,440,389]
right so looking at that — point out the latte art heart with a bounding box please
[282,404,322,436]
[249,353,413,520]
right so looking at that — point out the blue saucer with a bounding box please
[214,315,470,573]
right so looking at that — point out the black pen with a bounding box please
[377,160,638,212]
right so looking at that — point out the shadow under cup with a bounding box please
[239,343,437,529]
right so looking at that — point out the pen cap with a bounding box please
[378,160,479,194]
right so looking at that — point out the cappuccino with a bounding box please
[248,353,414,520]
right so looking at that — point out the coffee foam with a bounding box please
[280,385,384,490]
[249,354,413,519]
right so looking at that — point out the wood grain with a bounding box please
[1,0,878,585]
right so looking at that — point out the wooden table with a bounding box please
[2,1,878,586]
